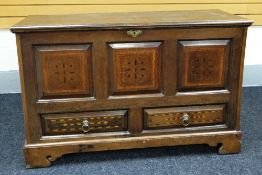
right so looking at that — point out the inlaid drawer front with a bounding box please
[178,40,230,91]
[41,110,128,136]
[108,42,162,95]
[35,44,93,99]
[144,105,225,129]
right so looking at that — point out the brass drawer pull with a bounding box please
[82,119,90,133]
[127,30,143,38]
[182,113,190,126]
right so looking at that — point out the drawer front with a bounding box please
[41,110,128,136]
[144,105,225,129]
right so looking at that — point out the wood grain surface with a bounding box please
[10,10,252,32]
[13,10,251,168]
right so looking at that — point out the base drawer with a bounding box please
[41,110,128,136]
[144,105,225,129]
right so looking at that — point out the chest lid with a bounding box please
[10,9,252,33]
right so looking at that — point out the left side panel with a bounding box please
[18,32,96,143]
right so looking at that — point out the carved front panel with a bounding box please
[178,40,230,90]
[109,42,162,95]
[41,110,128,135]
[35,44,93,98]
[144,105,225,129]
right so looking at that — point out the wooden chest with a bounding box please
[11,10,252,168]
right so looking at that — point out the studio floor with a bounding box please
[0,87,261,175]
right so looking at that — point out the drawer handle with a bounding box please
[127,30,143,38]
[82,119,90,133]
[182,114,190,126]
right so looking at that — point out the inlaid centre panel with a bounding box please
[108,42,162,95]
[35,44,93,99]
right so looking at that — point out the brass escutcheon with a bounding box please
[127,30,143,38]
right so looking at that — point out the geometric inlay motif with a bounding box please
[118,51,154,86]
[188,50,221,83]
[35,44,93,98]
[45,54,83,90]
[120,56,148,86]
[144,105,225,129]
[109,42,162,95]
[41,110,128,135]
[178,40,230,90]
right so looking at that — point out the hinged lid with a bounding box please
[10,9,253,33]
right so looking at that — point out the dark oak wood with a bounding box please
[41,110,128,135]
[23,131,241,168]
[178,40,230,91]
[10,10,252,32]
[11,10,252,168]
[144,105,225,129]
[109,42,162,95]
[35,44,93,99]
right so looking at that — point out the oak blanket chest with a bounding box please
[11,10,252,168]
